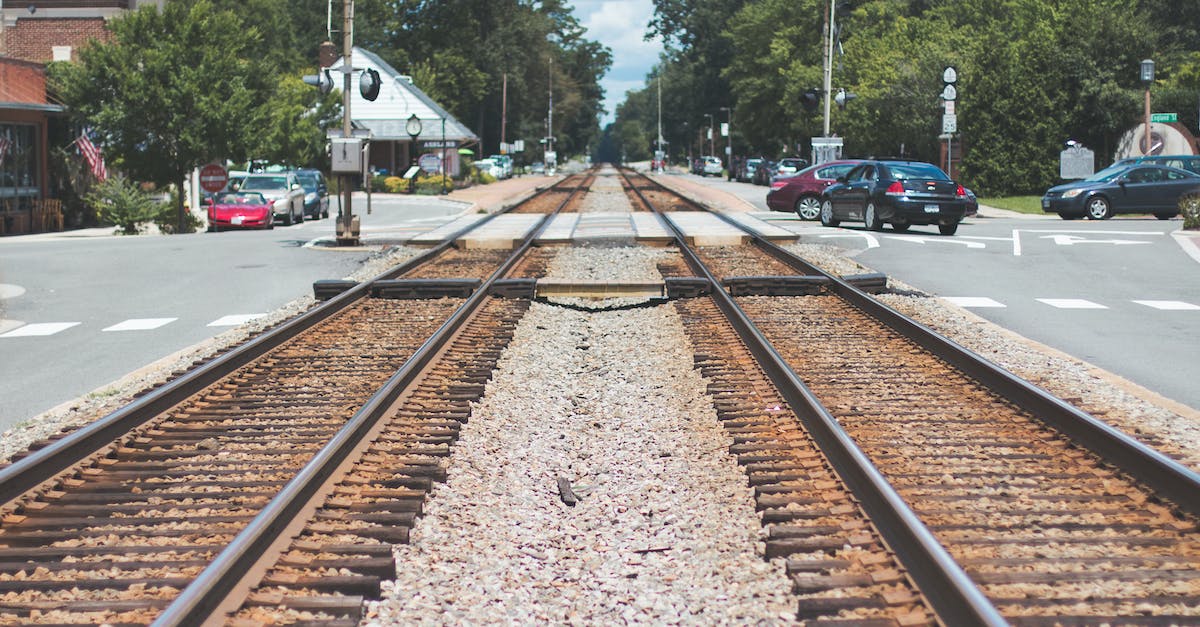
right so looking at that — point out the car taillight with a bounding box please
[770,180,788,190]
[885,181,905,196]
[956,184,966,198]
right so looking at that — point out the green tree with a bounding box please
[49,0,274,230]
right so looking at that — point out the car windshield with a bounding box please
[1084,165,1130,182]
[296,174,319,191]
[887,163,950,181]
[216,192,266,205]
[241,175,287,190]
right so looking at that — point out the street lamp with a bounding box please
[1140,59,1154,155]
[719,106,732,180]
[406,113,422,194]
[704,113,714,158]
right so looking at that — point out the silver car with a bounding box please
[238,172,306,225]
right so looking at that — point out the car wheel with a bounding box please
[795,196,821,221]
[864,202,883,231]
[1085,196,1112,220]
[282,207,293,226]
[891,221,911,233]
[938,221,959,236]
[295,203,304,224]
[819,200,840,227]
[1154,212,1176,220]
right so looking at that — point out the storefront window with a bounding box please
[0,124,39,211]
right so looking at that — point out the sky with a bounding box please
[574,0,664,127]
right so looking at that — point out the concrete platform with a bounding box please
[722,212,800,242]
[664,212,749,246]
[455,214,543,249]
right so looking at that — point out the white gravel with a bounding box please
[365,298,795,625]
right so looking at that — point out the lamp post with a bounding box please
[406,113,422,194]
[1140,59,1154,155]
[720,106,732,180]
[704,113,714,158]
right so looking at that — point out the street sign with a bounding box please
[419,153,441,174]
[941,84,957,101]
[943,66,957,84]
[942,113,957,134]
[199,163,228,193]
[1059,145,1095,179]
[944,100,955,114]
[1150,113,1177,123]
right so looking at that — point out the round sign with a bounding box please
[941,84,957,101]
[418,153,442,174]
[199,163,229,193]
[943,66,957,84]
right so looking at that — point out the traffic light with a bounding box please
[801,88,821,112]
[360,68,381,101]
[834,88,857,108]
[302,69,333,95]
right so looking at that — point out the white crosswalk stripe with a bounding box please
[941,297,1006,308]
[102,318,178,332]
[1133,300,1200,311]
[1036,298,1108,310]
[208,314,268,327]
[0,322,81,338]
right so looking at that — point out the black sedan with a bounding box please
[1041,164,1200,220]
[818,160,969,235]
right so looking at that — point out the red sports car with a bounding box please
[207,191,274,231]
[765,160,862,219]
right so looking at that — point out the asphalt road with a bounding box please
[689,172,1200,411]
[0,194,472,431]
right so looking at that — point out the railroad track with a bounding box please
[1,165,1197,625]
[623,167,1200,625]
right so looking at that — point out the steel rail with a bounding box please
[0,182,570,511]
[664,172,1200,517]
[152,171,593,627]
[620,167,1008,626]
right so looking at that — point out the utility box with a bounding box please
[331,138,365,173]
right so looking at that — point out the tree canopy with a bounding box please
[612,0,1200,195]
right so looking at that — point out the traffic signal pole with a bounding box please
[822,0,834,137]
[337,0,358,246]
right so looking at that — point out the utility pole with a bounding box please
[656,74,663,171]
[337,0,357,245]
[501,73,508,154]
[822,0,834,138]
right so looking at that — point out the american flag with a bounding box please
[0,135,10,168]
[77,128,108,182]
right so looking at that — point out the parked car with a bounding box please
[773,158,809,179]
[701,156,724,176]
[1113,154,1200,175]
[819,159,970,235]
[753,160,777,186]
[531,162,546,175]
[474,159,504,180]
[738,158,764,183]
[1041,163,1200,220]
[766,160,862,219]
[295,169,329,219]
[238,171,305,226]
[488,154,513,179]
[690,158,706,175]
[207,191,273,231]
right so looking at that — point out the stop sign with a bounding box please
[199,163,229,193]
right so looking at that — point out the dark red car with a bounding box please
[207,191,274,231]
[765,160,862,219]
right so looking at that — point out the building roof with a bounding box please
[329,47,478,144]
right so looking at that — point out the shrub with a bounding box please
[1181,192,1200,230]
[155,202,203,234]
[416,174,453,194]
[86,175,160,235]
[473,170,496,185]
[383,176,409,193]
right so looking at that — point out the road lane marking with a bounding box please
[941,297,1006,308]
[1037,298,1107,309]
[1133,300,1200,311]
[887,235,985,248]
[102,318,178,332]
[208,314,268,327]
[0,322,81,338]
[819,232,880,248]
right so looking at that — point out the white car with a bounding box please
[238,172,305,226]
[474,159,505,180]
[701,156,723,176]
[488,155,513,179]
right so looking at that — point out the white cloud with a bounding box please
[576,0,663,125]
